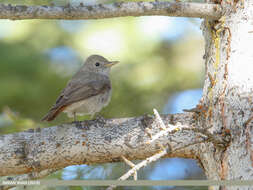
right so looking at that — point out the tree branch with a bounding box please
[0,2,222,20]
[0,112,204,176]
[107,149,168,190]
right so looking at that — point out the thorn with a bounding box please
[153,109,166,130]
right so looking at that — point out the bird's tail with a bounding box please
[41,106,66,121]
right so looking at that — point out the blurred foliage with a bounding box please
[0,16,204,133]
[0,107,38,134]
[0,0,205,188]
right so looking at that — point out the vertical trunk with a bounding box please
[198,0,253,187]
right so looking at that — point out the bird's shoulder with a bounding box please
[54,72,111,106]
[66,71,111,91]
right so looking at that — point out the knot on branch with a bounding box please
[212,128,231,148]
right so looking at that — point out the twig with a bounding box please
[147,124,182,144]
[121,156,137,180]
[107,149,167,190]
[119,150,167,179]
[153,109,166,130]
[150,109,219,145]
[147,109,186,144]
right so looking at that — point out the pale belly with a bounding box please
[63,91,111,118]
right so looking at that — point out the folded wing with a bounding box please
[42,75,111,121]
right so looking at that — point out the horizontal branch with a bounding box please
[0,112,203,176]
[0,2,222,20]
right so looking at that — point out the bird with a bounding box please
[42,54,119,122]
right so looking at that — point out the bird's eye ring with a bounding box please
[95,62,100,67]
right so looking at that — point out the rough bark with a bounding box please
[196,0,253,187]
[0,113,204,176]
[0,2,222,20]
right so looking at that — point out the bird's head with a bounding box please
[82,55,119,75]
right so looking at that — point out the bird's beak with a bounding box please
[105,61,119,67]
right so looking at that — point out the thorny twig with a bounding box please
[121,156,137,180]
[107,109,208,190]
[150,109,228,147]
[107,137,207,190]
[106,149,168,190]
[147,109,187,144]
[106,109,169,190]
[153,109,167,130]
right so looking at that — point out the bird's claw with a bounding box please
[73,120,82,128]
[95,115,106,125]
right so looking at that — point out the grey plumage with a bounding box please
[42,55,118,121]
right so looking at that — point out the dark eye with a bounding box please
[95,62,100,67]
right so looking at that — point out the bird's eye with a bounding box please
[95,62,100,67]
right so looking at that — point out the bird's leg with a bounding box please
[74,112,77,122]
[93,112,102,120]
[73,112,82,127]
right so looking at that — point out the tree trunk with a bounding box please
[197,0,253,187]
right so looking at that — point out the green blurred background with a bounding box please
[0,0,206,189]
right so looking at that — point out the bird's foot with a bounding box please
[94,114,106,125]
[72,120,83,128]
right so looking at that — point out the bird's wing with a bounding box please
[61,79,111,105]
[42,76,111,121]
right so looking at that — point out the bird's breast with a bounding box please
[63,90,112,117]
